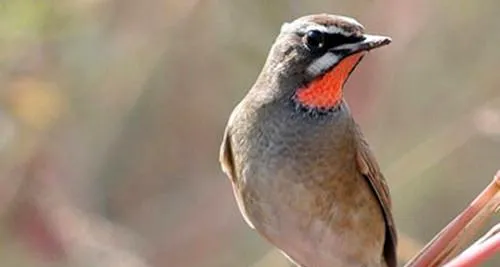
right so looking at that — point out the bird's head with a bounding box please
[260,14,391,113]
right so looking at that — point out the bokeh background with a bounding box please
[0,0,499,266]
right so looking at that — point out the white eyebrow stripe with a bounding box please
[280,22,352,36]
[304,25,349,35]
[325,26,350,35]
[306,52,339,77]
[303,24,329,33]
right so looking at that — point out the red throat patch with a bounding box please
[296,52,364,109]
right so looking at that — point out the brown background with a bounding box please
[0,0,499,266]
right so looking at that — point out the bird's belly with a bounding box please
[241,169,386,267]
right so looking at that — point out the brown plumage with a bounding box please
[220,14,397,267]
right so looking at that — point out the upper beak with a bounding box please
[331,34,392,54]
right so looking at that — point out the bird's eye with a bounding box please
[304,30,325,51]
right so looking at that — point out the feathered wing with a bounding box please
[354,125,398,267]
[220,127,256,229]
[220,127,236,182]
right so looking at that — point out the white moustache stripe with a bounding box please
[306,52,339,77]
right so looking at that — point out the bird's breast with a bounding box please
[231,104,385,267]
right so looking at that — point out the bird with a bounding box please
[219,14,397,267]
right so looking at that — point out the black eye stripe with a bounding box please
[301,30,365,52]
[324,33,364,48]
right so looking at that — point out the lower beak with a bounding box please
[331,34,392,54]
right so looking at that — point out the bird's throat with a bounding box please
[295,52,364,110]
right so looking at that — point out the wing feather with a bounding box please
[220,127,256,229]
[354,124,398,267]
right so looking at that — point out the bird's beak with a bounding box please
[331,34,392,54]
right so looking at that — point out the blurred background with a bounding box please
[0,0,499,266]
